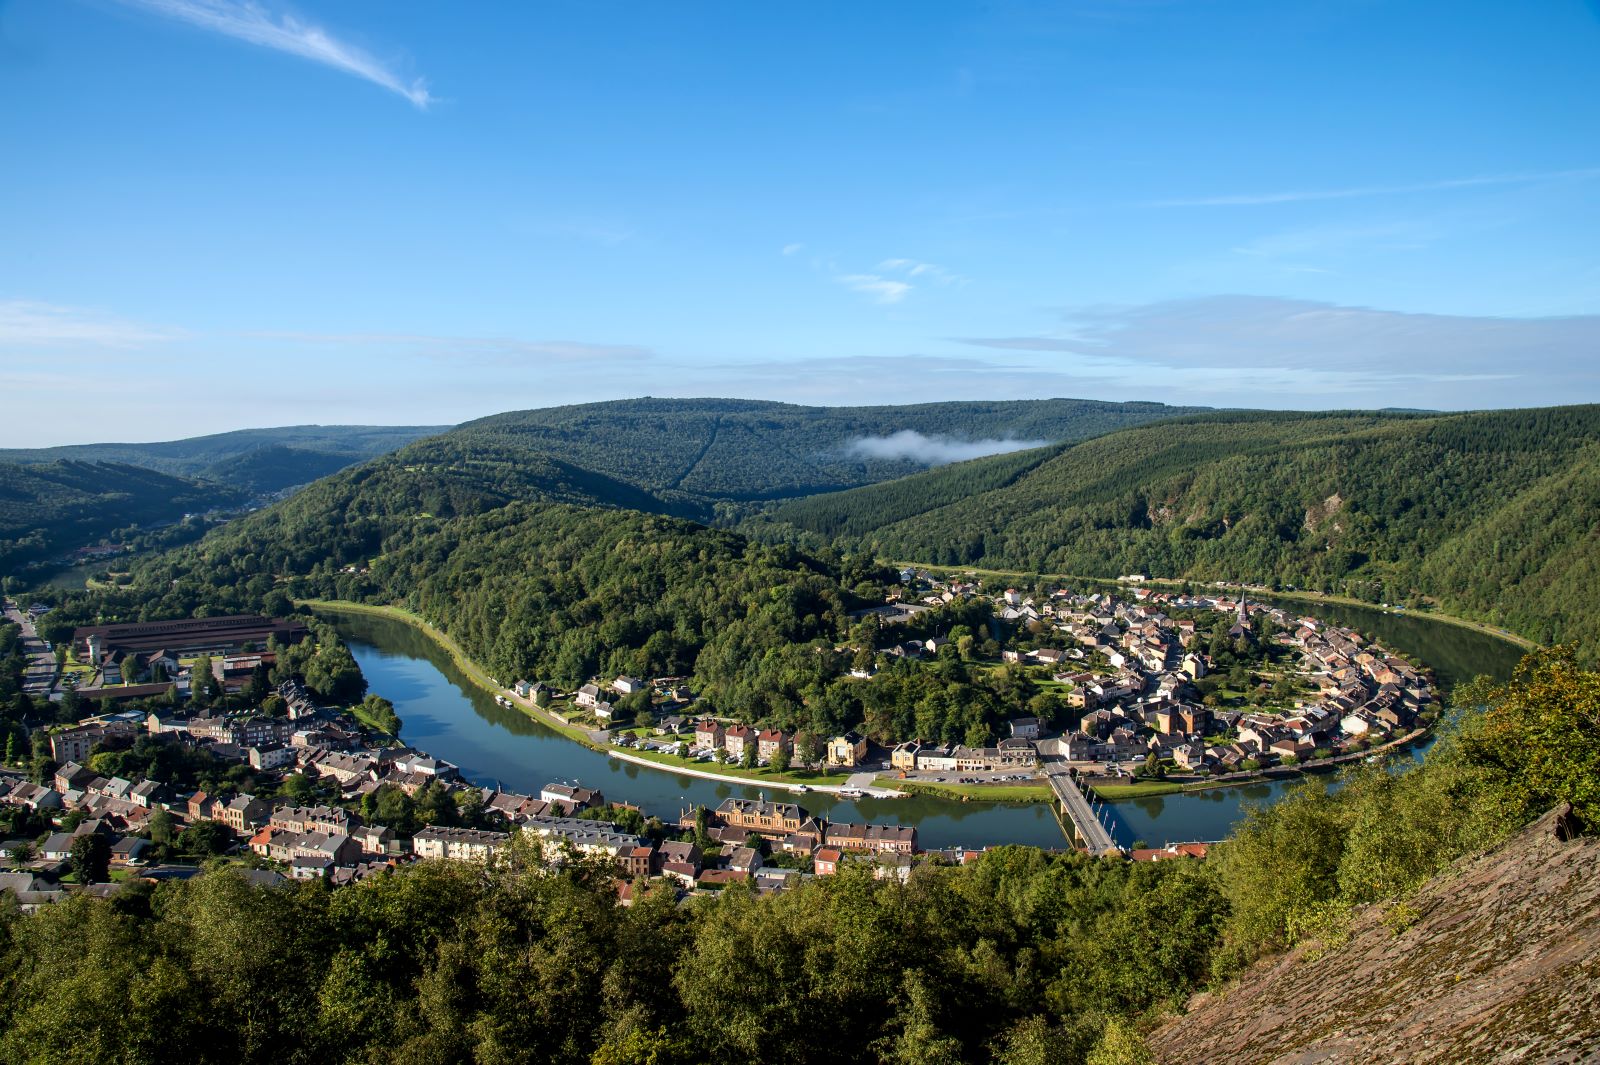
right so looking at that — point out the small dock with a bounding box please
[1044,766,1121,856]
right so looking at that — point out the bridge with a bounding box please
[1044,765,1122,856]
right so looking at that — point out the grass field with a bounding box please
[1088,779,1186,799]
[879,777,1054,803]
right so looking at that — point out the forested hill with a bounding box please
[0,460,245,572]
[0,423,448,496]
[755,405,1600,651]
[450,397,1203,504]
[77,489,883,731]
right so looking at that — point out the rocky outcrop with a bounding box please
[1148,805,1600,1064]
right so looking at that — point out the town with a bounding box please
[524,569,1437,795]
[0,573,1435,907]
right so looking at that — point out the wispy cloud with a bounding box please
[960,295,1600,390]
[878,257,967,285]
[835,274,912,304]
[1148,166,1600,208]
[249,330,652,364]
[782,243,805,256]
[0,299,185,347]
[120,0,434,109]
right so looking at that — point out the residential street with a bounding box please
[3,598,59,701]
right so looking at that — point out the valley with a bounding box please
[0,397,1592,1064]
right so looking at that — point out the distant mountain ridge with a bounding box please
[0,423,450,495]
[32,398,1600,656]
[452,397,1206,508]
[0,460,246,572]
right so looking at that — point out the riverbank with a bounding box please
[892,562,1541,653]
[879,777,1054,804]
[1082,725,1434,800]
[300,599,905,798]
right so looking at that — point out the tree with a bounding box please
[280,772,317,803]
[741,742,757,769]
[28,746,56,786]
[770,744,791,773]
[1459,645,1600,825]
[246,664,270,705]
[148,807,175,846]
[189,655,216,707]
[883,971,963,1065]
[70,832,111,883]
[792,731,818,767]
[359,694,401,735]
[177,819,231,857]
[1086,1018,1155,1065]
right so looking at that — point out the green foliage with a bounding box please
[1457,645,1600,825]
[70,832,111,884]
[176,820,232,858]
[0,460,244,572]
[0,849,1229,1064]
[758,442,1066,540]
[359,693,402,735]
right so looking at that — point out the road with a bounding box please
[3,598,59,702]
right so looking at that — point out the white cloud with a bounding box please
[1148,167,1600,208]
[0,299,185,347]
[844,430,1050,465]
[958,295,1600,405]
[878,257,965,284]
[782,243,805,256]
[835,274,912,304]
[120,0,434,108]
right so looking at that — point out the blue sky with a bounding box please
[2,0,1598,444]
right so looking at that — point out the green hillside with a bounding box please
[0,423,449,495]
[759,405,1600,649]
[0,460,245,573]
[68,462,882,730]
[754,441,1066,540]
[453,396,1202,504]
[196,444,398,496]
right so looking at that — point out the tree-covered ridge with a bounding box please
[135,434,687,578]
[0,460,245,572]
[758,405,1600,650]
[193,444,403,497]
[0,423,448,484]
[65,483,884,729]
[755,441,1066,540]
[453,396,1204,503]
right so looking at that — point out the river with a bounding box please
[321,601,1526,851]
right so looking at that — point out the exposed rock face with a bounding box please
[1149,806,1600,1064]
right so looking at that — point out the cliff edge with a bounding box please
[1148,805,1600,1063]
